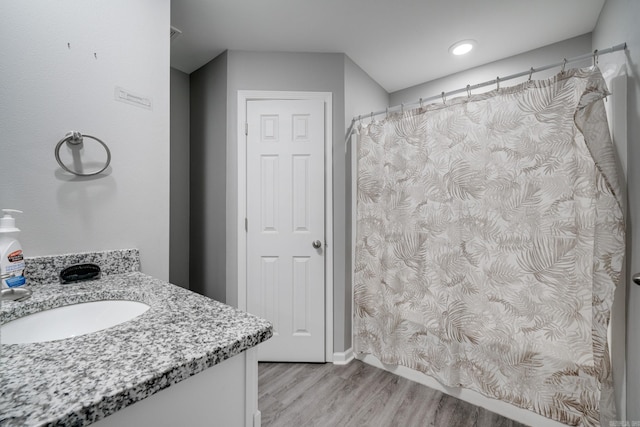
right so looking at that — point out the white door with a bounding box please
[246,99,326,362]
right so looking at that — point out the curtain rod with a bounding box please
[345,42,627,143]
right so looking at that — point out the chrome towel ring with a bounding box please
[54,131,111,176]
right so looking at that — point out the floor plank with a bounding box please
[258,360,529,427]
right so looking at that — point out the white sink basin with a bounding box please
[1,300,150,344]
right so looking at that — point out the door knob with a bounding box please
[633,273,640,286]
[312,240,322,249]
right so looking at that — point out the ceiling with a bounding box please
[170,0,605,93]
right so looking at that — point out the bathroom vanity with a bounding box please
[0,249,272,426]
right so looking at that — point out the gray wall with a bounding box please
[344,56,390,350]
[593,0,640,420]
[189,50,388,354]
[224,51,348,351]
[390,34,592,105]
[190,51,228,301]
[170,68,190,288]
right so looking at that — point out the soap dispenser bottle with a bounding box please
[0,209,26,288]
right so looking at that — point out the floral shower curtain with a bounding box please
[354,67,624,427]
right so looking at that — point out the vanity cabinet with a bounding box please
[93,348,260,427]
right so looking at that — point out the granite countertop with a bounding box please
[0,271,273,426]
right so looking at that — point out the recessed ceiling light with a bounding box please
[449,40,476,56]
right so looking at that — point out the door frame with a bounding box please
[237,90,333,362]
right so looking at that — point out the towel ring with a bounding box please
[55,131,111,176]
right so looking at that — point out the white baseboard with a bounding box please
[332,348,354,365]
[357,353,566,427]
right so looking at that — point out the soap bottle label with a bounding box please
[2,249,26,288]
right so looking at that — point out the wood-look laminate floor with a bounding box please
[258,360,528,427]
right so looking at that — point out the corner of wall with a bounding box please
[189,51,229,302]
[170,68,191,289]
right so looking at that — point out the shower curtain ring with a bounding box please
[401,103,404,114]
[441,91,446,104]
[593,49,599,67]
[561,58,567,74]
[370,112,374,123]
[495,77,500,91]
[419,98,423,108]
[466,85,471,98]
[528,67,534,81]
[385,107,389,118]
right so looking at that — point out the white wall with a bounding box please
[0,1,170,280]
[593,0,640,421]
[170,68,190,288]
